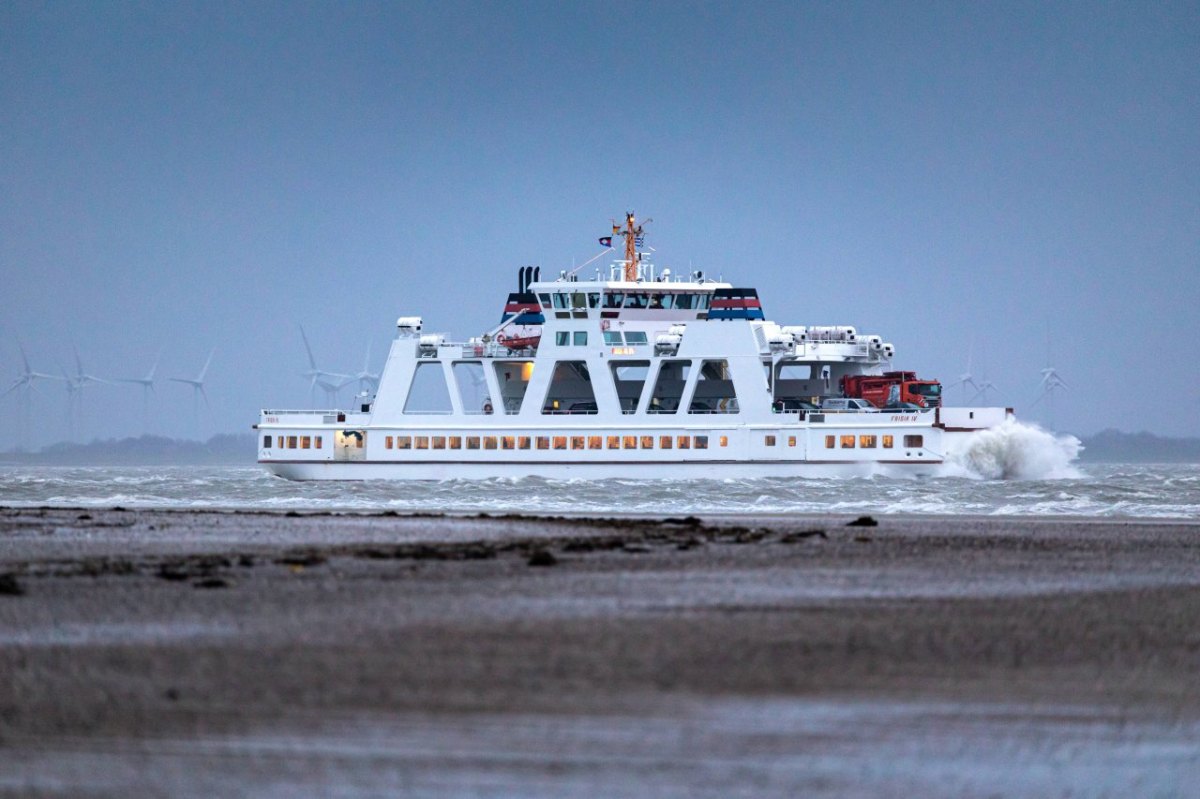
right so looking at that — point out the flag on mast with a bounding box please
[598,236,613,247]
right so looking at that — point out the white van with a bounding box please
[820,398,877,412]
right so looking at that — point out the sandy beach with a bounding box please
[0,507,1197,797]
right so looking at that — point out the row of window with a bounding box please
[541,292,711,311]
[263,435,326,449]
[386,434,719,451]
[823,434,923,449]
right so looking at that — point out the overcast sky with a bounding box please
[1,0,1197,448]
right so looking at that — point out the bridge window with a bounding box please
[674,294,694,309]
[552,293,568,309]
[542,361,597,414]
[603,292,624,309]
[904,435,924,448]
[624,293,649,309]
[689,360,739,414]
[405,363,453,414]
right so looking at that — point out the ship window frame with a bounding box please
[466,436,481,450]
[677,436,690,450]
[719,435,728,447]
[640,436,654,449]
[555,331,569,346]
[603,331,623,345]
[764,435,776,447]
[263,435,272,448]
[385,435,393,450]
[553,436,567,450]
[624,331,648,345]
[432,436,446,449]
[659,435,672,449]
[883,435,894,449]
[904,435,924,448]
[396,436,412,450]
[840,435,856,449]
[449,436,462,449]
[573,331,588,346]
[860,435,877,448]
[415,436,429,450]
[571,436,585,450]
[588,436,602,450]
[607,435,621,449]
[287,436,297,449]
[623,435,637,449]
[484,436,498,450]
[518,436,531,450]
[315,436,322,449]
[788,436,797,447]
[501,436,516,450]
[552,293,568,309]
[825,435,835,449]
[405,361,455,415]
[694,435,708,450]
[536,436,550,450]
[300,436,311,449]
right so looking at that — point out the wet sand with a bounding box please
[0,507,1198,797]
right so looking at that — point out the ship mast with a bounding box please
[613,212,647,282]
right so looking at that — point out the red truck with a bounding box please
[840,371,942,409]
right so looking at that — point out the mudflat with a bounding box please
[0,507,1197,797]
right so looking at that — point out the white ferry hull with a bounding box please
[262,458,944,481]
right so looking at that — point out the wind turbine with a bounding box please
[169,348,215,438]
[299,326,352,407]
[351,340,381,395]
[116,347,163,430]
[1031,365,1068,429]
[65,346,111,438]
[1,338,62,450]
[946,344,980,404]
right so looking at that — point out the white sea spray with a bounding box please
[943,419,1083,480]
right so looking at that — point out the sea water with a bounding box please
[1,422,1196,518]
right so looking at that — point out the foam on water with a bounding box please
[1,456,1198,518]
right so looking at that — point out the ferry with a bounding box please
[256,214,1011,480]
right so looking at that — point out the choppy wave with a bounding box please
[1,461,1197,518]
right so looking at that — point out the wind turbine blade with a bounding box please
[198,348,215,382]
[16,337,33,374]
[300,326,318,370]
[198,386,211,412]
[149,347,164,381]
[0,381,20,400]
